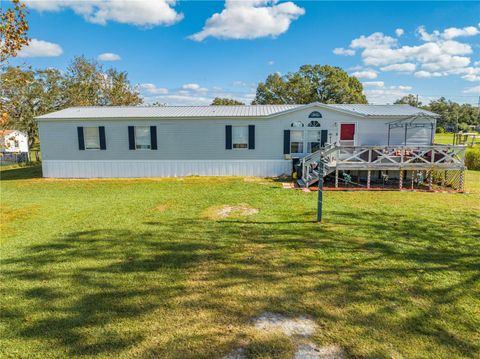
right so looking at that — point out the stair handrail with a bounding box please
[300,143,339,184]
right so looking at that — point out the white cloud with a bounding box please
[362,81,384,87]
[16,38,63,58]
[189,0,305,41]
[350,32,397,49]
[181,83,208,92]
[139,83,169,95]
[337,24,478,82]
[97,52,121,61]
[333,47,355,56]
[365,88,412,104]
[395,28,404,37]
[352,70,378,79]
[142,83,255,106]
[268,60,275,65]
[463,85,480,94]
[417,25,480,41]
[414,70,442,78]
[25,0,183,26]
[380,63,416,72]
[394,85,413,91]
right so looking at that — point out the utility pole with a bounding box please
[477,96,480,123]
[416,94,419,107]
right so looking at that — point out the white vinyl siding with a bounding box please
[84,127,100,149]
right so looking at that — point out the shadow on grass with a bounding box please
[0,165,42,180]
[2,208,480,358]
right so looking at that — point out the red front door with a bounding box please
[340,124,356,141]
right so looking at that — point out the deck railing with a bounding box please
[299,144,466,187]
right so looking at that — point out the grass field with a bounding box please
[1,165,479,358]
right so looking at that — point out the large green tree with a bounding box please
[0,67,64,148]
[63,56,142,106]
[253,65,368,104]
[0,56,142,147]
[394,94,421,107]
[211,97,244,105]
[0,0,29,63]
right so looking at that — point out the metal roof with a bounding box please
[327,104,439,117]
[36,103,439,120]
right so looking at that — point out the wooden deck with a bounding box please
[298,144,466,191]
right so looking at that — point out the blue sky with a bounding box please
[10,1,480,105]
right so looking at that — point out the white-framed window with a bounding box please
[232,126,248,149]
[135,126,151,150]
[84,127,100,149]
[290,130,304,153]
[308,120,321,127]
[307,130,322,153]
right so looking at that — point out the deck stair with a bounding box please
[297,143,337,187]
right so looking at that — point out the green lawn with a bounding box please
[434,133,456,145]
[1,166,479,359]
[434,132,479,146]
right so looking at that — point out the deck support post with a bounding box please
[428,170,433,191]
[367,170,371,189]
[411,170,415,190]
[399,170,403,190]
[335,169,339,188]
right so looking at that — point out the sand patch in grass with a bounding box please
[202,204,259,220]
[253,312,317,337]
[224,313,346,359]
[154,203,172,212]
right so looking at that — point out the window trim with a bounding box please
[134,126,152,150]
[290,129,304,155]
[232,125,249,150]
[84,126,101,150]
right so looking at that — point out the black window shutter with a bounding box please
[128,126,135,150]
[99,126,106,150]
[248,125,255,150]
[225,125,232,150]
[77,127,85,150]
[150,126,157,150]
[320,130,328,147]
[283,130,290,154]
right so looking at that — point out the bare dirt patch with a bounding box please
[203,204,259,220]
[154,204,171,212]
[294,343,346,359]
[253,313,317,337]
[223,313,346,359]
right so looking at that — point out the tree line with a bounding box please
[394,94,479,131]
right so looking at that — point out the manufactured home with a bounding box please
[36,102,466,190]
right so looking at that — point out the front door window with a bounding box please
[340,123,356,146]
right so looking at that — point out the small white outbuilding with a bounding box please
[0,130,29,153]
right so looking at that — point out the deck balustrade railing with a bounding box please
[299,144,466,187]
